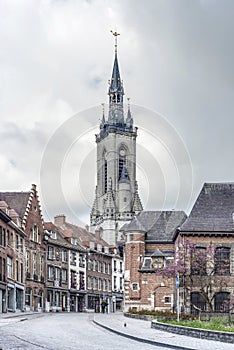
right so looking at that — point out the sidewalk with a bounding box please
[93,312,233,350]
[0,311,39,319]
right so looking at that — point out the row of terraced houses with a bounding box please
[0,184,124,314]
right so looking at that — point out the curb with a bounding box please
[93,319,198,350]
[0,312,41,319]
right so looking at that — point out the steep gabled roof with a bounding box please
[44,221,85,251]
[0,192,30,219]
[124,211,162,232]
[180,183,234,232]
[146,211,187,242]
[121,210,186,242]
[60,222,111,249]
[0,184,44,229]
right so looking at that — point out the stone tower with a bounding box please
[90,32,143,246]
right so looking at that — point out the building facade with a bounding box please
[177,183,234,314]
[90,34,142,246]
[122,211,186,311]
[0,204,26,313]
[0,184,46,312]
[53,215,113,312]
[122,183,234,314]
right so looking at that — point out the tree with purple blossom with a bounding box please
[155,239,231,313]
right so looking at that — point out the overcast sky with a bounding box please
[1,0,234,226]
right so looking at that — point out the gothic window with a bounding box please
[118,148,126,179]
[214,247,230,275]
[191,247,207,275]
[104,160,107,193]
[214,292,230,312]
[191,292,206,315]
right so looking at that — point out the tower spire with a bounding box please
[108,30,124,124]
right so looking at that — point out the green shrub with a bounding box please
[127,308,197,321]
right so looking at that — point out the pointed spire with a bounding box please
[119,164,130,183]
[109,30,124,97]
[100,103,105,128]
[126,98,133,129]
[108,30,125,125]
[109,54,123,94]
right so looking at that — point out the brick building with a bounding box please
[122,211,186,311]
[44,222,71,312]
[0,184,46,311]
[177,183,234,314]
[0,203,26,313]
[54,215,113,312]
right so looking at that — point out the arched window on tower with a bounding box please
[104,160,107,193]
[118,147,126,180]
[103,150,108,194]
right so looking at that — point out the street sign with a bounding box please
[176,275,179,289]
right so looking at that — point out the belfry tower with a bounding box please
[90,32,143,246]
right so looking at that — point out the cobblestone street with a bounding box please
[0,313,165,350]
[0,313,233,350]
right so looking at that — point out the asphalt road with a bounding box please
[0,313,172,350]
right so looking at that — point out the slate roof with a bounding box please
[180,183,234,232]
[109,53,123,94]
[44,222,85,251]
[59,222,111,249]
[121,210,187,242]
[0,192,30,219]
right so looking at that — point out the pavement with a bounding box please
[1,311,233,350]
[93,312,234,350]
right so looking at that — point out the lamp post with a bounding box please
[176,275,180,322]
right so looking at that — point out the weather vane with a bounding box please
[110,30,120,53]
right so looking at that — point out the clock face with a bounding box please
[119,149,126,156]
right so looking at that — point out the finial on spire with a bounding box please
[127,97,130,109]
[110,30,120,54]
[101,103,105,123]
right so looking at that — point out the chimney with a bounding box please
[54,215,66,227]
[95,228,101,240]
[85,224,89,232]
[0,201,8,213]
[8,209,19,225]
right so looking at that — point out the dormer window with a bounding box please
[51,231,57,240]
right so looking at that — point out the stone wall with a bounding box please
[151,320,234,344]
